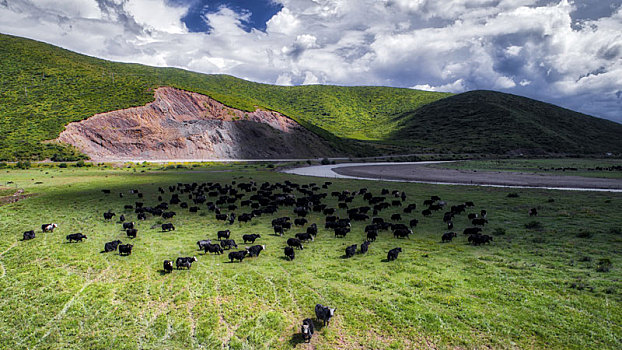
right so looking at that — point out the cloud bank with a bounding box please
[1,0,621,122]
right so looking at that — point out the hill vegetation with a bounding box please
[0,34,447,160]
[1,33,621,161]
[390,91,622,154]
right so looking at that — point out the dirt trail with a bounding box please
[333,163,622,190]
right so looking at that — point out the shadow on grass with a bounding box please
[381,258,390,262]
[158,269,171,276]
[279,256,293,261]
[288,332,307,347]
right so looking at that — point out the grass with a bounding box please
[389,91,622,155]
[432,158,622,179]
[0,164,620,349]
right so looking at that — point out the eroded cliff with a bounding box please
[57,87,336,160]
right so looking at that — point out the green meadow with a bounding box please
[0,163,620,349]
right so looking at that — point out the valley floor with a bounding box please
[0,163,620,349]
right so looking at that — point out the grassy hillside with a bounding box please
[0,164,620,348]
[0,34,448,160]
[390,90,622,154]
[2,33,621,161]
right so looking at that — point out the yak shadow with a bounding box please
[279,256,292,261]
[288,332,307,347]
[381,258,390,263]
[158,269,171,276]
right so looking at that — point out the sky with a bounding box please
[1,0,621,123]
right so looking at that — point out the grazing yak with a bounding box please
[23,230,35,241]
[387,247,402,261]
[528,208,538,216]
[273,225,284,236]
[126,228,138,238]
[366,230,378,242]
[463,227,482,236]
[472,218,488,226]
[442,232,457,243]
[161,223,175,232]
[217,229,231,240]
[220,239,237,250]
[393,228,412,239]
[119,244,133,255]
[306,223,318,236]
[42,223,58,232]
[228,250,248,263]
[334,227,349,238]
[204,243,224,255]
[246,245,265,257]
[315,304,336,327]
[197,240,212,250]
[119,214,126,222]
[176,256,197,269]
[469,234,493,245]
[66,233,87,242]
[360,241,370,254]
[287,238,304,250]
[163,260,173,273]
[345,244,357,258]
[294,218,308,226]
[103,240,122,252]
[295,232,314,242]
[301,318,315,342]
[242,234,260,244]
[284,246,295,260]
[122,222,135,230]
[103,212,115,220]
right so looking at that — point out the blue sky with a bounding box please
[0,0,621,123]
[172,0,283,32]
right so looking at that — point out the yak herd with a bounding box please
[18,177,533,343]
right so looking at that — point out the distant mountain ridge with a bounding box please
[1,33,621,161]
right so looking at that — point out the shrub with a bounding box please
[492,227,506,236]
[0,162,7,169]
[609,227,622,235]
[596,259,612,272]
[576,230,594,238]
[266,164,274,168]
[507,192,519,198]
[321,158,330,165]
[525,221,543,230]
[579,256,592,262]
[58,163,68,168]
[16,161,31,169]
[75,160,86,167]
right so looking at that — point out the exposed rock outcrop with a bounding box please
[57,87,336,161]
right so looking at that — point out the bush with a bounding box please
[16,160,31,169]
[75,160,86,167]
[266,164,274,168]
[507,192,519,198]
[492,227,506,236]
[58,163,68,168]
[0,162,7,169]
[576,230,594,239]
[525,221,543,230]
[321,158,330,165]
[609,227,622,235]
[596,259,612,272]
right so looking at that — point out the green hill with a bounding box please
[1,33,621,161]
[0,34,447,160]
[390,90,622,155]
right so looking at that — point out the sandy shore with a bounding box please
[332,163,622,190]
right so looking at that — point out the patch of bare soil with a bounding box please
[0,189,36,206]
[56,87,337,161]
[333,163,622,189]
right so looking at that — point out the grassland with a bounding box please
[0,163,620,349]
[432,158,622,179]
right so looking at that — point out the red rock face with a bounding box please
[57,87,335,160]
